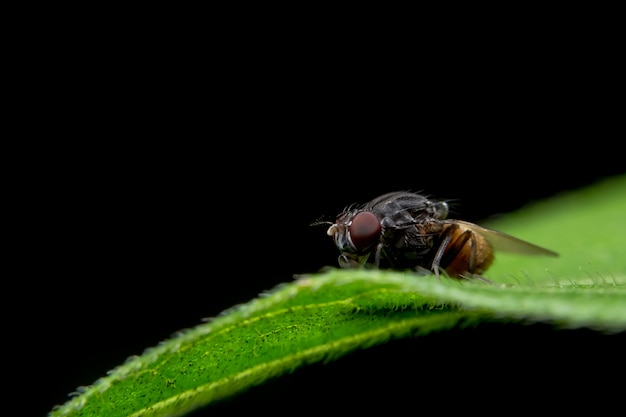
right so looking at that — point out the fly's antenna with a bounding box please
[310,216,333,227]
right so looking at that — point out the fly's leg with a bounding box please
[456,232,494,284]
[430,224,494,283]
[374,242,383,267]
[467,231,477,273]
[414,265,435,276]
[430,224,457,280]
[457,234,493,284]
[431,224,472,280]
[338,254,359,268]
[338,253,373,269]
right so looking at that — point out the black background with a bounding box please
[17,32,625,417]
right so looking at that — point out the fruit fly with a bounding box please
[323,191,558,281]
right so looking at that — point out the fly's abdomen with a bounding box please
[438,223,494,278]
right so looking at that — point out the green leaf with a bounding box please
[482,173,626,286]
[48,174,626,417]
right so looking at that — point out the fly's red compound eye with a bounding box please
[349,211,381,252]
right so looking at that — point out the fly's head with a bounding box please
[326,209,382,268]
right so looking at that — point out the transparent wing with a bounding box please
[446,220,559,257]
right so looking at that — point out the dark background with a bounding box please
[16,28,625,416]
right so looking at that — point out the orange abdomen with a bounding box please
[440,224,494,278]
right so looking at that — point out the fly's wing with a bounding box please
[447,220,559,257]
